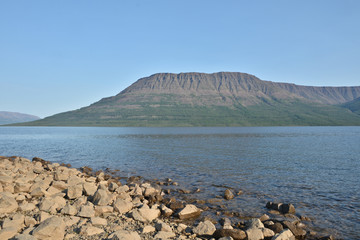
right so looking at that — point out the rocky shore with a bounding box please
[0,156,335,240]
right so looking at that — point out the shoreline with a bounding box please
[0,156,335,240]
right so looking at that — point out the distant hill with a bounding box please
[16,72,360,126]
[0,111,41,125]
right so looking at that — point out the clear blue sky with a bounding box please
[1,0,359,118]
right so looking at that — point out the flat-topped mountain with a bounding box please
[0,111,41,125]
[18,72,360,126]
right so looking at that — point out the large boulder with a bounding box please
[32,216,66,240]
[0,192,18,214]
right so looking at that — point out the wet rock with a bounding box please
[220,218,233,229]
[193,220,216,236]
[282,220,306,238]
[213,229,247,240]
[0,192,18,214]
[169,200,184,211]
[32,216,66,240]
[224,189,235,200]
[178,204,201,220]
[109,230,141,240]
[279,203,296,214]
[271,229,295,240]
[265,222,283,234]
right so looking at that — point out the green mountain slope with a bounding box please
[15,72,360,127]
[342,97,360,115]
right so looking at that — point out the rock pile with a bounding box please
[0,156,333,239]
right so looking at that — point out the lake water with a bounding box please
[0,126,359,239]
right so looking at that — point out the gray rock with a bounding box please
[67,184,83,199]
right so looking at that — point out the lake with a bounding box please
[0,126,359,239]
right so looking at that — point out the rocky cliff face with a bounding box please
[118,72,360,105]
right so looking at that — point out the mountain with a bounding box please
[17,72,360,126]
[0,111,41,125]
[342,97,360,115]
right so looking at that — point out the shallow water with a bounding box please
[0,126,359,239]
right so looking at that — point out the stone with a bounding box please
[14,182,32,193]
[142,225,156,233]
[271,229,295,240]
[193,220,216,236]
[32,216,66,240]
[154,231,176,239]
[0,175,13,184]
[67,175,84,186]
[67,184,83,199]
[78,204,95,218]
[155,222,173,232]
[95,205,114,215]
[38,211,51,222]
[113,198,133,214]
[14,234,37,240]
[267,222,283,234]
[93,189,111,205]
[19,202,36,212]
[160,204,173,217]
[54,167,70,181]
[51,181,68,191]
[263,228,275,238]
[109,230,141,240]
[282,221,306,238]
[80,225,104,236]
[91,216,107,226]
[116,185,129,193]
[178,204,201,220]
[221,218,233,229]
[2,213,25,231]
[279,203,296,214]
[259,214,270,222]
[224,189,235,200]
[219,237,234,240]
[213,229,247,240]
[24,216,37,227]
[246,219,265,240]
[30,187,47,197]
[0,226,18,240]
[130,204,161,222]
[108,182,119,192]
[61,202,78,216]
[0,192,18,214]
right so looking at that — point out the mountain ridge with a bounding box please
[13,72,360,127]
[0,111,41,125]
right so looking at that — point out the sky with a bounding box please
[1,0,360,118]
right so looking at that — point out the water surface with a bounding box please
[0,126,359,239]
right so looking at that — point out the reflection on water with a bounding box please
[0,126,359,239]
